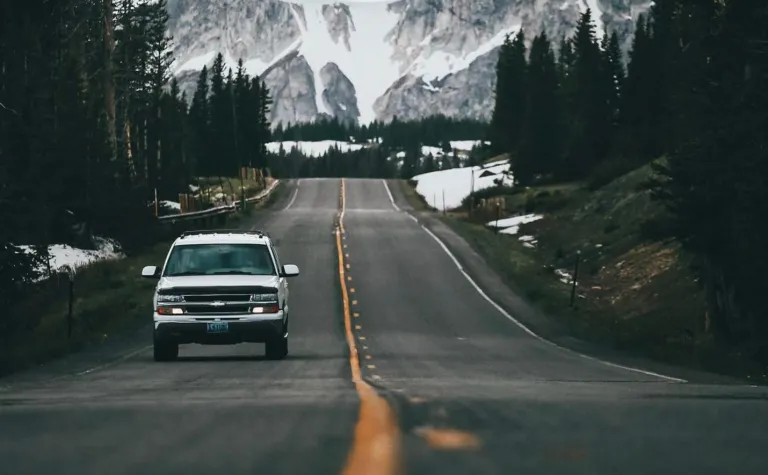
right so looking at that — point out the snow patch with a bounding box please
[409,25,521,83]
[450,140,486,151]
[18,237,124,277]
[579,0,606,41]
[487,214,543,229]
[412,160,514,210]
[491,214,543,236]
[160,200,181,210]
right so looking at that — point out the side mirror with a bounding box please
[141,265,160,278]
[281,264,300,278]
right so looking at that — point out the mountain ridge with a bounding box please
[167,0,651,126]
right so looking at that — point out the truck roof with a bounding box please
[173,230,271,246]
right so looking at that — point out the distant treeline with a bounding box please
[271,114,489,149]
[269,139,492,180]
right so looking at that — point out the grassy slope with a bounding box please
[401,164,766,382]
[0,181,285,377]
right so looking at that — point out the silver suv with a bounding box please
[141,229,299,361]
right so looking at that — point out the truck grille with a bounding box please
[185,304,252,314]
[158,286,277,315]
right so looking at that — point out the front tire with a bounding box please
[153,338,179,362]
[265,335,288,360]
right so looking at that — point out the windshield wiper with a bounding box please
[166,271,207,276]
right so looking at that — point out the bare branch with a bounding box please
[0,101,19,116]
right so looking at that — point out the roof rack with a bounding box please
[180,229,270,238]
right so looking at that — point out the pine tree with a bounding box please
[488,30,527,158]
[565,8,612,176]
[189,66,210,176]
[603,31,625,127]
[144,0,174,192]
[517,32,562,185]
[207,53,234,176]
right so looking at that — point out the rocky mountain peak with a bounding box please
[167,0,651,127]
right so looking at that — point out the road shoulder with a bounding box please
[386,179,742,385]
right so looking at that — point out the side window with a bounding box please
[269,241,282,274]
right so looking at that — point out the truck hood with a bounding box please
[158,275,280,291]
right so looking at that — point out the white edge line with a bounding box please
[418,223,687,383]
[75,345,153,376]
[382,180,401,211]
[285,180,300,210]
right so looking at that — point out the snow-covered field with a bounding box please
[411,159,514,210]
[266,139,487,158]
[18,237,124,277]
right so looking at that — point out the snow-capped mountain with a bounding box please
[167,0,651,127]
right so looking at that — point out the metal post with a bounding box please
[67,273,74,339]
[442,189,446,215]
[154,187,158,217]
[468,168,475,218]
[570,250,581,307]
[494,202,501,234]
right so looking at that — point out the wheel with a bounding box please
[153,338,179,362]
[265,335,288,360]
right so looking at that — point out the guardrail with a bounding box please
[157,179,280,225]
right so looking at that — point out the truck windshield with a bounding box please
[163,243,276,277]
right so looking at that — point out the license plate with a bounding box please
[206,322,229,333]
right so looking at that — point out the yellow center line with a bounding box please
[337,178,401,475]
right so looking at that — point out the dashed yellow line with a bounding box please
[414,427,482,451]
[337,178,401,475]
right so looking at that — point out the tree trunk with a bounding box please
[102,0,117,172]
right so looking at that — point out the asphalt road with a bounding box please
[2,178,768,475]
[0,179,357,475]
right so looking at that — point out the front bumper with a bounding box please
[153,311,285,344]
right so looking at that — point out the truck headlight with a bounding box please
[250,293,277,302]
[157,294,185,303]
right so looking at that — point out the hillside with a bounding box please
[402,162,767,383]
